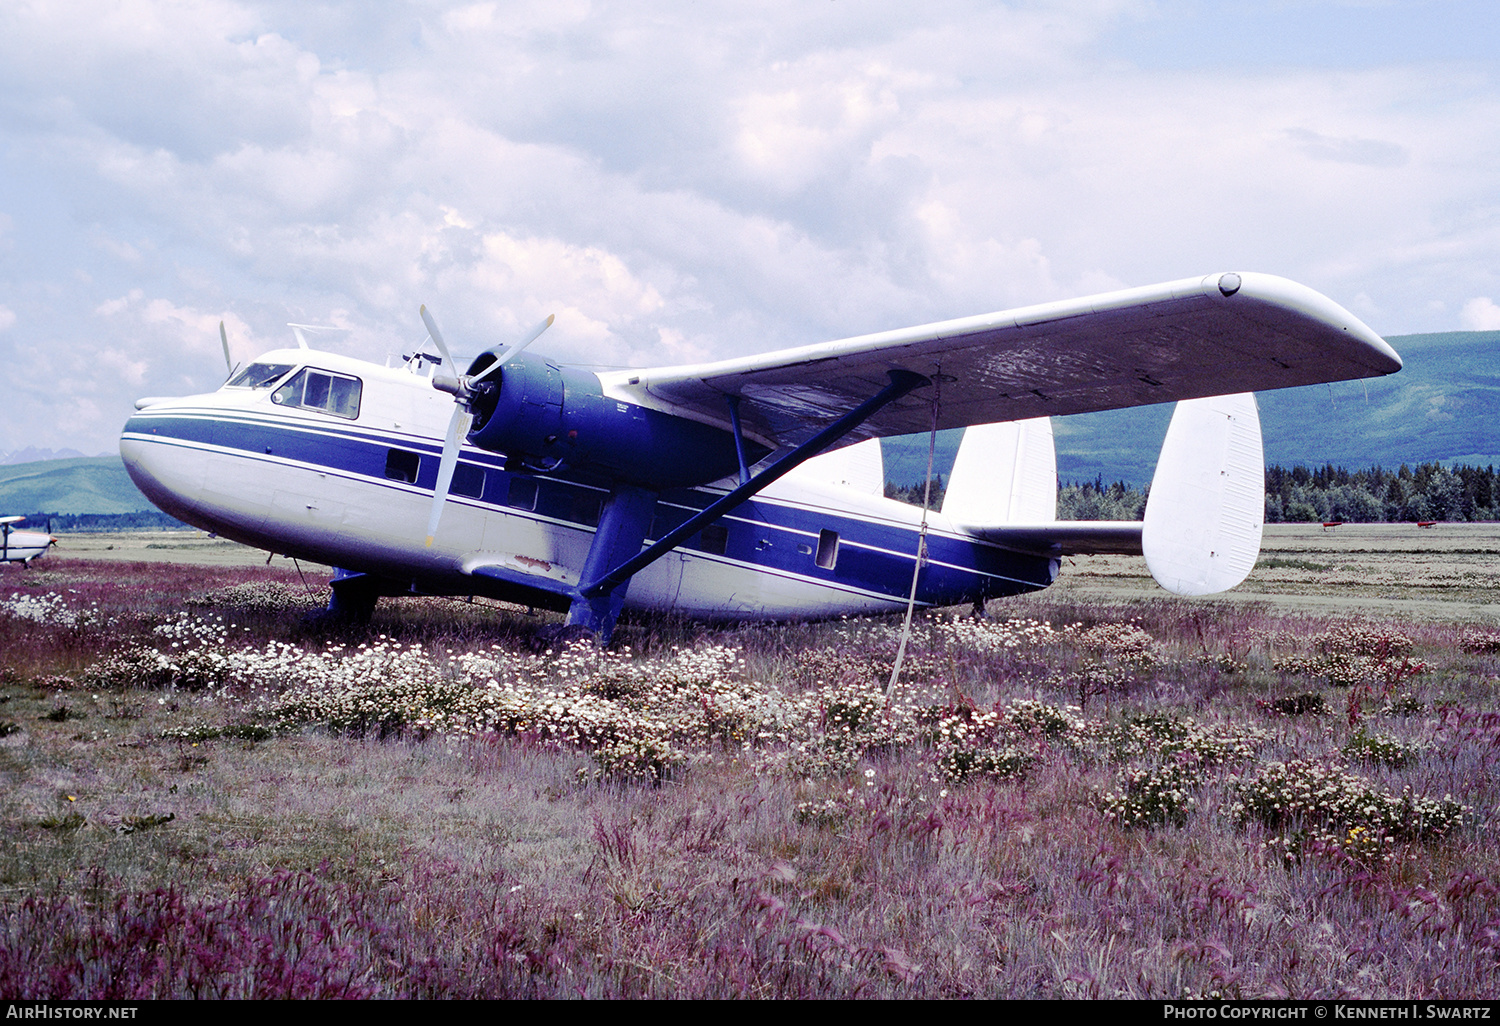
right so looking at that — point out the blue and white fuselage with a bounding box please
[120,348,1057,619]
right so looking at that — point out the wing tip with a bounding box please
[1216,271,1403,376]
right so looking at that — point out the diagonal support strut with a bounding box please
[578,369,929,612]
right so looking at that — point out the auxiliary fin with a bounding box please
[942,418,1057,524]
[785,437,886,494]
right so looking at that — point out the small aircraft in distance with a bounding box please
[121,272,1401,641]
[1,517,56,565]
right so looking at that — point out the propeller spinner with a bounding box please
[421,307,554,546]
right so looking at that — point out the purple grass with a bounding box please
[0,556,1497,997]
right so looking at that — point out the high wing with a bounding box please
[599,272,1401,450]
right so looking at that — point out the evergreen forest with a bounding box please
[1054,462,1500,523]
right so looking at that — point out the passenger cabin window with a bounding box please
[815,529,839,570]
[699,523,729,556]
[226,363,294,389]
[385,449,421,484]
[507,477,539,512]
[271,368,362,419]
[452,463,485,500]
[572,493,603,529]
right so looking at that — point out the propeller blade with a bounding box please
[426,404,472,546]
[219,321,233,373]
[470,314,554,385]
[419,305,455,369]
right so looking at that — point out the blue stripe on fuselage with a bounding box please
[123,410,1055,607]
[653,492,1053,604]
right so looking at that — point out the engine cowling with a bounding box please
[464,351,767,489]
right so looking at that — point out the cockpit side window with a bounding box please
[226,363,295,389]
[271,368,362,420]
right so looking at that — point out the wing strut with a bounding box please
[565,369,929,639]
[726,396,752,486]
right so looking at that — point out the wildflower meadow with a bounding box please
[1,545,1498,998]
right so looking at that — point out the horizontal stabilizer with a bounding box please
[951,417,1143,555]
[967,521,1142,556]
[1142,392,1264,595]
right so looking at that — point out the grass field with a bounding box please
[2,528,1498,998]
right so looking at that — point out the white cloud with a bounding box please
[1461,297,1500,331]
[89,289,259,381]
[1285,127,1407,168]
[96,348,150,387]
[466,230,666,365]
[94,290,145,317]
[0,305,14,332]
[732,66,909,195]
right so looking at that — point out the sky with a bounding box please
[3,0,1499,456]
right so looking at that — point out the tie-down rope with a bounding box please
[887,371,940,695]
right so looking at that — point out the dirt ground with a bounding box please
[44,530,330,570]
[1050,522,1500,623]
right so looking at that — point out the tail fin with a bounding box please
[942,418,1057,524]
[786,437,885,494]
[1143,392,1263,595]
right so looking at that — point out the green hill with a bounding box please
[1258,330,1500,470]
[0,456,157,515]
[887,330,1500,486]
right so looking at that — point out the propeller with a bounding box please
[421,307,555,546]
[219,321,243,381]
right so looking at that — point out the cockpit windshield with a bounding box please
[226,363,296,389]
[271,368,362,420]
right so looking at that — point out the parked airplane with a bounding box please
[0,517,56,564]
[120,272,1401,640]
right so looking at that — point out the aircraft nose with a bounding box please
[120,412,206,523]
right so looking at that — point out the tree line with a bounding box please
[1262,462,1499,523]
[14,511,189,533]
[1052,462,1500,523]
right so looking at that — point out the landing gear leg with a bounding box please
[321,568,381,624]
[564,485,658,643]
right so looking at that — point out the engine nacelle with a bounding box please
[464,351,768,489]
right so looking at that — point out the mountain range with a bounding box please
[0,456,157,515]
[1,447,106,465]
